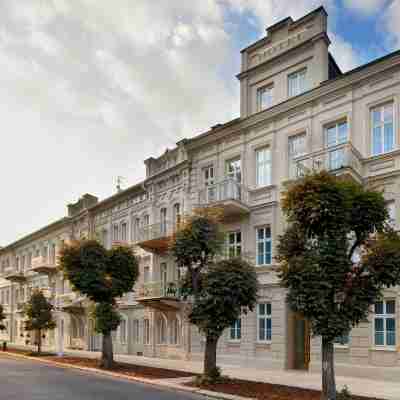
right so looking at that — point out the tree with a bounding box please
[24,289,56,355]
[189,258,258,379]
[278,171,400,400]
[59,240,139,369]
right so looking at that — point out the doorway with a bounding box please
[294,315,310,370]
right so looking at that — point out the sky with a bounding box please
[0,0,399,246]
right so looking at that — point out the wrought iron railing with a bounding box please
[136,281,183,299]
[137,221,173,243]
[198,179,248,206]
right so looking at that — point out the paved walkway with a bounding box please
[62,349,400,400]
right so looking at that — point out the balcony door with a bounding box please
[160,263,167,296]
[160,208,167,236]
[226,158,241,200]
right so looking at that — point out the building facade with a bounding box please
[1,7,400,379]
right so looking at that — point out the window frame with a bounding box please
[288,68,307,98]
[374,299,396,348]
[371,102,395,156]
[229,318,242,341]
[226,231,242,258]
[225,157,242,183]
[255,147,272,188]
[256,226,272,266]
[257,303,272,343]
[257,85,273,111]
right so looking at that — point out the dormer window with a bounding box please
[288,68,307,97]
[257,85,273,111]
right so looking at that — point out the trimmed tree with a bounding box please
[189,258,258,379]
[24,289,56,355]
[278,171,400,400]
[59,240,139,369]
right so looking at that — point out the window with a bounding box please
[387,201,396,228]
[257,303,272,342]
[171,317,180,345]
[226,158,241,182]
[50,244,56,265]
[160,208,167,235]
[375,300,396,347]
[144,319,150,344]
[160,263,168,295]
[326,121,348,170]
[101,229,108,248]
[134,218,140,241]
[143,214,149,227]
[121,222,127,241]
[173,203,181,229]
[257,85,273,111]
[372,103,394,156]
[256,147,271,187]
[120,318,127,343]
[334,333,350,346]
[133,319,140,343]
[203,166,215,187]
[289,133,306,178]
[230,318,241,341]
[15,257,19,272]
[288,68,307,97]
[113,225,119,241]
[256,227,272,266]
[157,316,167,344]
[226,231,242,258]
[143,266,150,283]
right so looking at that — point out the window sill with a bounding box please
[370,346,397,352]
[228,340,241,345]
[249,184,275,193]
[256,340,272,346]
[334,344,349,350]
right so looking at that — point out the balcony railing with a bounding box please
[31,256,58,274]
[197,179,250,220]
[290,143,363,181]
[136,221,174,253]
[136,281,182,299]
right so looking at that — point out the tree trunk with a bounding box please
[204,335,219,378]
[321,337,336,400]
[100,332,114,369]
[37,329,41,355]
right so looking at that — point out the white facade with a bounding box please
[1,7,400,379]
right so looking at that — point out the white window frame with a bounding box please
[374,299,396,348]
[226,157,241,183]
[229,318,242,341]
[256,226,272,266]
[371,102,395,156]
[257,85,273,111]
[255,147,271,188]
[226,231,242,258]
[119,318,127,344]
[257,303,272,343]
[121,222,127,241]
[203,165,215,187]
[143,319,150,345]
[288,68,307,97]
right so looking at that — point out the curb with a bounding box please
[1,352,252,400]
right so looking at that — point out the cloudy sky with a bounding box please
[0,0,399,245]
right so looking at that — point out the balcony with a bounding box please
[55,293,85,314]
[197,179,250,221]
[136,222,173,254]
[5,271,26,283]
[135,281,181,311]
[31,256,58,275]
[290,143,363,183]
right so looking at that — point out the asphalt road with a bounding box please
[0,355,204,400]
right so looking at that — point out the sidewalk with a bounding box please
[62,349,400,400]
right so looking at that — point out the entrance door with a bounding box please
[294,316,310,370]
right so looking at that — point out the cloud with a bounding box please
[329,32,363,71]
[342,0,387,16]
[382,0,400,48]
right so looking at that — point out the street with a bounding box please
[0,355,203,400]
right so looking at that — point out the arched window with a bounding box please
[170,317,181,345]
[157,315,167,344]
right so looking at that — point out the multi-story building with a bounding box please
[1,7,400,379]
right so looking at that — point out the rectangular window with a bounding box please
[113,225,119,241]
[226,231,242,258]
[325,121,348,170]
[134,218,140,241]
[257,303,272,342]
[121,222,127,241]
[230,318,242,341]
[257,85,273,111]
[226,158,241,182]
[120,319,127,343]
[256,227,272,266]
[144,319,150,344]
[133,319,140,343]
[372,103,394,156]
[256,147,271,187]
[289,133,306,178]
[374,300,396,347]
[203,166,215,187]
[334,333,350,346]
[288,68,307,97]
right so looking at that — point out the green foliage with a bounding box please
[59,240,139,302]
[193,367,228,385]
[189,258,258,339]
[59,240,139,335]
[0,305,6,331]
[92,303,121,335]
[278,171,400,342]
[24,290,56,332]
[337,385,352,400]
[171,215,224,294]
